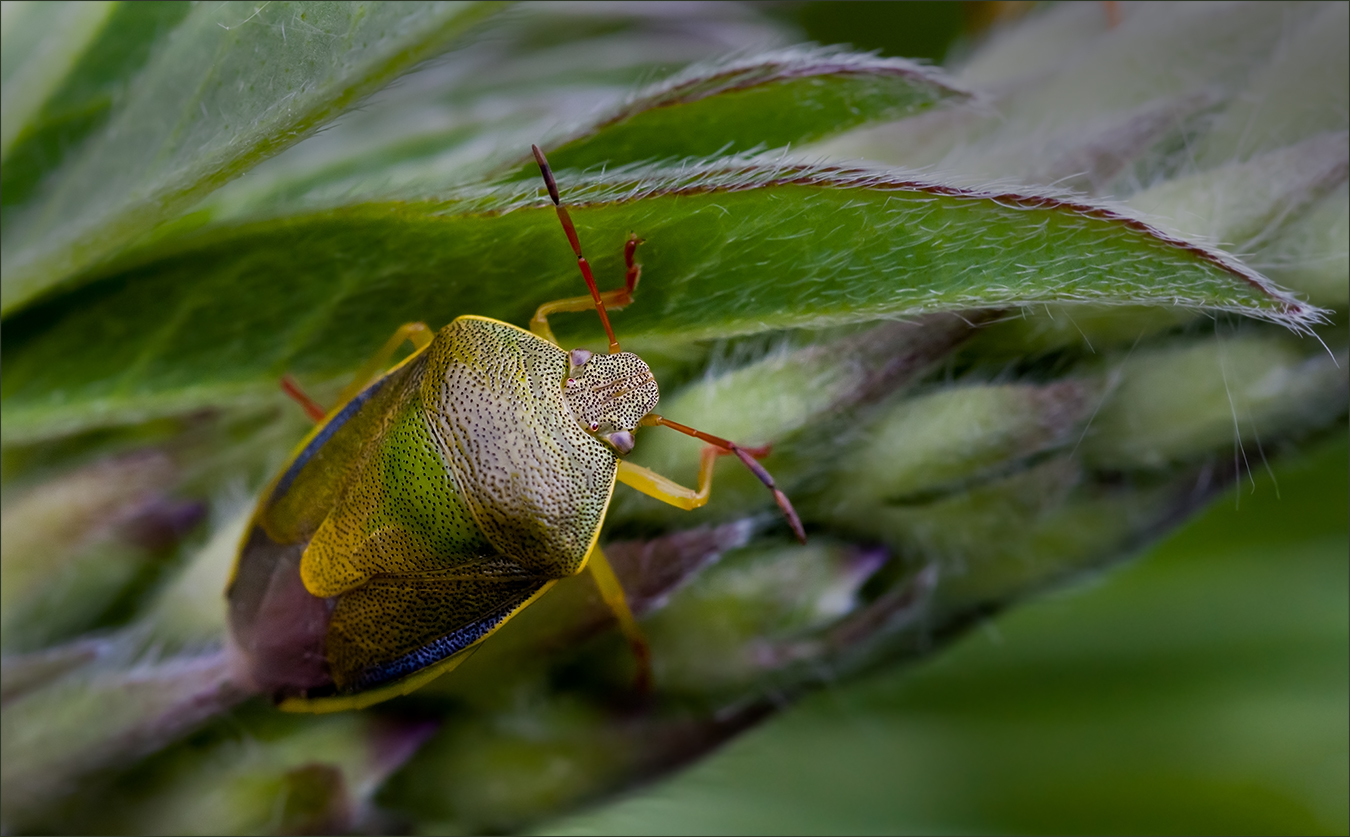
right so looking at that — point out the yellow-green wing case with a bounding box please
[228,316,620,709]
[228,350,437,699]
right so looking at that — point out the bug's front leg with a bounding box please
[614,444,729,510]
[529,233,642,345]
[280,322,434,422]
[617,433,806,543]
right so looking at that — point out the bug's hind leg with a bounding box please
[280,322,434,423]
[530,233,642,345]
[585,544,652,692]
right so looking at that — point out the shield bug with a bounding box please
[226,145,805,712]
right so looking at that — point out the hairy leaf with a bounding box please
[1,1,497,316]
[498,48,970,178]
[0,166,1317,444]
[1193,2,1350,167]
[1254,181,1350,309]
[829,3,1327,182]
[1,1,193,217]
[1127,132,1349,250]
[193,3,801,221]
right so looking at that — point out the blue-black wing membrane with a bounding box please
[326,561,552,691]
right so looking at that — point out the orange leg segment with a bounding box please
[280,375,328,423]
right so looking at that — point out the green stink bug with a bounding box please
[226,146,805,712]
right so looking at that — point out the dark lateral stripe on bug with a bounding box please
[344,584,545,691]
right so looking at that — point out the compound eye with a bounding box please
[570,348,593,368]
[606,430,635,454]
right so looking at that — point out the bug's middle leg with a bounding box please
[530,233,642,345]
[280,322,434,423]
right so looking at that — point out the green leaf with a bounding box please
[0,166,1318,445]
[953,2,1113,89]
[1080,333,1349,471]
[0,1,116,162]
[1254,181,1350,310]
[189,44,968,229]
[498,48,970,178]
[0,1,498,316]
[833,3,1328,182]
[829,381,1096,506]
[1,1,193,218]
[191,4,803,222]
[985,3,1306,133]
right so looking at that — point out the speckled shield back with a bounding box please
[293,355,499,600]
[230,317,620,699]
[234,348,558,695]
[424,316,619,577]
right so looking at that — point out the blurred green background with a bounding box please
[546,433,1348,835]
[535,4,1350,833]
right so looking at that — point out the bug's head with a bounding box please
[563,348,659,454]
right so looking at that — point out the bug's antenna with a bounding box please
[645,414,807,544]
[533,144,622,354]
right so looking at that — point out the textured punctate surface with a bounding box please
[236,318,612,696]
[328,566,551,690]
[563,351,660,434]
[426,317,619,577]
[298,363,495,599]
[255,315,622,693]
[262,353,432,547]
[1,1,496,315]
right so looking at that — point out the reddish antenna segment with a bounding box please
[647,414,807,544]
[533,144,622,354]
